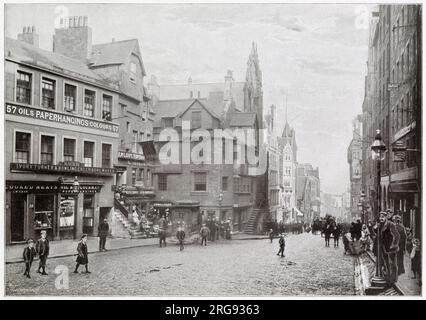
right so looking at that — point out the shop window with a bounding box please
[59,195,75,227]
[102,143,112,168]
[16,71,32,104]
[194,172,207,191]
[83,141,94,167]
[40,135,54,164]
[83,195,94,235]
[34,195,54,231]
[15,131,31,163]
[222,176,228,191]
[138,168,145,181]
[64,83,76,111]
[191,111,201,129]
[158,174,167,191]
[130,62,137,83]
[84,89,95,117]
[41,78,55,109]
[102,95,112,121]
[63,138,76,162]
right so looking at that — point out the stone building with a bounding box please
[295,163,321,224]
[347,115,363,219]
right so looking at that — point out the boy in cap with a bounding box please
[36,230,50,275]
[74,234,90,274]
[23,239,36,278]
[269,229,274,243]
[176,224,186,251]
[277,233,286,257]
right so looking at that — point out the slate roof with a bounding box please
[153,98,205,127]
[5,37,116,90]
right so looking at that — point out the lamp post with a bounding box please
[369,129,387,291]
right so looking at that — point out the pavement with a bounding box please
[5,233,354,296]
[395,251,422,296]
[6,232,269,264]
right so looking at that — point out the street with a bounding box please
[6,233,355,296]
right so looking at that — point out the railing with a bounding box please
[114,198,129,219]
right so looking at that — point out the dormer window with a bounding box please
[130,62,137,83]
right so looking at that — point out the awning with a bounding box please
[140,140,157,161]
[390,181,419,193]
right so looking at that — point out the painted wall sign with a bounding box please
[6,103,119,133]
[10,162,117,176]
[118,151,145,162]
[6,181,103,193]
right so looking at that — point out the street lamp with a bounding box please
[369,129,387,292]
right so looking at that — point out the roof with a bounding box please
[153,98,205,127]
[229,112,257,127]
[179,99,221,120]
[5,37,116,90]
[91,39,146,75]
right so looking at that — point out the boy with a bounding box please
[277,233,286,257]
[36,230,50,275]
[23,239,36,278]
[176,225,186,251]
[269,229,274,243]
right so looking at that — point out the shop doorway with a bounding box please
[83,194,95,235]
[100,207,111,222]
[11,193,26,242]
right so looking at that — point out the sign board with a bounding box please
[392,140,407,162]
[11,162,117,176]
[118,151,145,162]
[6,103,119,133]
[6,181,103,193]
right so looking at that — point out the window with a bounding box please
[102,144,111,168]
[146,169,151,186]
[102,95,112,121]
[285,166,291,176]
[138,168,144,181]
[15,132,31,163]
[16,71,31,104]
[127,122,131,133]
[34,195,54,230]
[191,111,201,129]
[222,176,228,191]
[83,141,94,167]
[163,117,174,128]
[59,195,75,227]
[130,62,137,83]
[132,130,138,153]
[158,174,168,191]
[40,135,54,164]
[41,78,55,109]
[132,169,137,185]
[284,150,291,161]
[194,172,207,191]
[84,89,95,117]
[64,84,76,111]
[63,138,76,162]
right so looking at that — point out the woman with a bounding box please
[74,234,90,274]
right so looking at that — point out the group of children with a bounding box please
[22,231,91,278]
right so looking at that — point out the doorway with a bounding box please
[11,193,26,242]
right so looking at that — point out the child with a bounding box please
[269,229,274,243]
[176,225,186,251]
[276,233,286,257]
[411,238,421,281]
[74,234,90,274]
[23,239,36,278]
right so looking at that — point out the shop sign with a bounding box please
[118,151,145,162]
[6,181,60,193]
[6,103,119,133]
[10,162,117,176]
[153,202,173,207]
[61,184,102,194]
[392,141,407,162]
[393,121,416,142]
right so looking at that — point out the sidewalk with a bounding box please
[395,252,422,296]
[6,233,269,264]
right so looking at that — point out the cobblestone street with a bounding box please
[6,233,355,296]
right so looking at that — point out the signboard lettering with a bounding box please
[118,151,145,162]
[11,162,117,176]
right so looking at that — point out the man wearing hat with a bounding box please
[98,218,110,252]
[392,214,407,275]
[36,230,50,275]
[23,239,36,278]
[378,211,400,285]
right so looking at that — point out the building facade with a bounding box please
[347,115,363,219]
[295,163,321,224]
[361,5,421,237]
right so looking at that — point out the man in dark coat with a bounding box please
[378,212,400,285]
[36,230,49,275]
[98,218,110,252]
[277,233,285,257]
[23,239,36,278]
[176,225,185,251]
[200,224,210,246]
[158,216,167,248]
[392,215,407,275]
[269,229,274,243]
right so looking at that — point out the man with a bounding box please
[210,218,216,242]
[200,224,210,246]
[269,229,274,243]
[277,233,285,257]
[378,211,400,285]
[176,225,186,251]
[158,216,167,248]
[36,230,49,275]
[98,218,110,252]
[392,215,407,275]
[23,239,36,278]
[355,219,362,241]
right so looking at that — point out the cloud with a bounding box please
[257,13,306,32]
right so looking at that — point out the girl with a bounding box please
[74,234,90,274]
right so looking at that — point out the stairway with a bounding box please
[113,210,146,239]
[244,210,262,234]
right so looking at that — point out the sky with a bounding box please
[5,3,373,194]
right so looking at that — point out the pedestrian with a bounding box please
[276,233,285,257]
[74,234,90,274]
[377,211,400,285]
[36,230,49,275]
[23,239,36,278]
[406,228,414,255]
[215,221,220,241]
[392,215,407,275]
[410,238,421,282]
[176,225,185,251]
[355,219,362,241]
[200,224,210,246]
[269,228,274,243]
[158,216,167,248]
[98,218,109,252]
[360,224,371,252]
[349,222,356,242]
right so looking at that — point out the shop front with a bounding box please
[171,201,201,234]
[6,178,111,244]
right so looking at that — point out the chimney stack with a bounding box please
[53,15,92,61]
[224,70,234,101]
[17,26,39,48]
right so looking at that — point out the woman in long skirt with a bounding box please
[74,234,90,274]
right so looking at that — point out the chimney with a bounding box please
[17,26,39,48]
[53,15,92,61]
[224,70,233,101]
